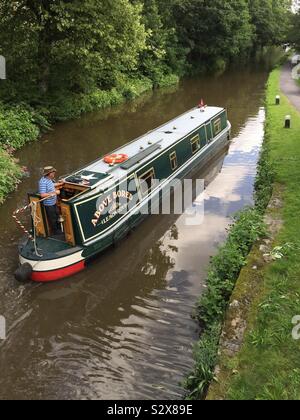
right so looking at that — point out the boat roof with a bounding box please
[65,106,224,193]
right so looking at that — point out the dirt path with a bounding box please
[280,63,300,112]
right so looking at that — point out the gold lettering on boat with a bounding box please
[91,191,133,227]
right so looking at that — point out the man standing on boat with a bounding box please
[39,166,64,235]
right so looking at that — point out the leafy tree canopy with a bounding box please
[0,0,292,104]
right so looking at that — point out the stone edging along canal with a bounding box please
[184,67,286,400]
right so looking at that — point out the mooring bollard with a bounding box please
[276,95,281,105]
[285,115,291,129]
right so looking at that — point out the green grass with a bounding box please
[220,68,300,400]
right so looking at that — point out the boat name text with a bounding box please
[92,190,133,227]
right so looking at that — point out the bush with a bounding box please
[48,88,126,121]
[155,73,179,88]
[0,103,40,149]
[0,148,22,203]
[118,77,153,100]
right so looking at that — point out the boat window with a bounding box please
[170,151,178,171]
[206,123,213,142]
[139,168,156,196]
[214,118,222,135]
[191,135,200,154]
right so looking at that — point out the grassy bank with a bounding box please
[206,68,300,400]
[185,70,292,399]
[184,210,267,399]
[184,166,272,398]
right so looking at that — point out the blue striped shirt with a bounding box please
[39,177,57,206]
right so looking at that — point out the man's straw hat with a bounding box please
[43,166,57,176]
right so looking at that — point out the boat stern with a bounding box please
[17,237,85,283]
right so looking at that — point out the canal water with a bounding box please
[0,60,269,399]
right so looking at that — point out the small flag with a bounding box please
[198,99,206,111]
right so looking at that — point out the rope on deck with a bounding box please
[12,203,34,240]
[12,196,51,257]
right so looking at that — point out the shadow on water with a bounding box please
[0,62,268,399]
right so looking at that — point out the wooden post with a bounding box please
[285,115,291,129]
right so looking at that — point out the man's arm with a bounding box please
[55,181,64,188]
[40,191,60,199]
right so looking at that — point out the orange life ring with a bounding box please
[104,154,129,165]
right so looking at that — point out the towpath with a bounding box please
[280,63,300,112]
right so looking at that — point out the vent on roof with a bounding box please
[65,171,109,187]
[164,131,173,134]
[121,143,162,170]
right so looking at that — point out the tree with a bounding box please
[0,0,147,100]
[289,11,300,50]
[172,0,254,69]
[248,0,292,47]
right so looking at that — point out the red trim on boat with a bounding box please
[31,260,86,283]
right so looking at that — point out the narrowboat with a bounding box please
[14,104,231,282]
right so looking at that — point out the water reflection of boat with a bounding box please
[15,105,231,282]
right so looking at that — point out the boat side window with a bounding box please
[139,168,156,196]
[191,135,200,154]
[169,151,178,171]
[214,118,222,135]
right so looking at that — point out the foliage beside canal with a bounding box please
[0,103,46,202]
[0,103,46,150]
[0,148,22,204]
[206,68,300,400]
[0,0,292,204]
[0,0,290,107]
[0,0,291,124]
